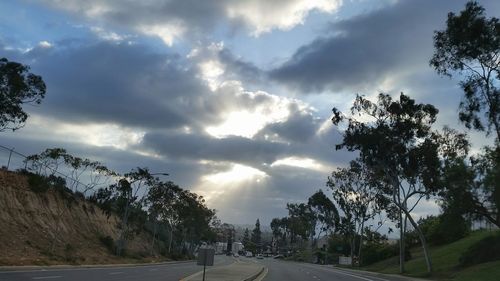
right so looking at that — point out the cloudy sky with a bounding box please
[1,0,498,232]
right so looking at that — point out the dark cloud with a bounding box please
[255,106,321,144]
[270,0,473,93]
[25,41,208,129]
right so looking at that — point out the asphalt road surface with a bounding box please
[0,256,234,281]
[255,258,413,281]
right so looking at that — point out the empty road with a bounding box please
[255,258,415,281]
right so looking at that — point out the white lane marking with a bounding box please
[32,276,62,280]
[108,272,123,275]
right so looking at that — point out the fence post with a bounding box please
[7,147,14,170]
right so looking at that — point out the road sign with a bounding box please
[197,248,215,266]
[197,247,215,281]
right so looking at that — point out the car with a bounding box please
[256,254,263,259]
[233,253,239,257]
[245,251,253,257]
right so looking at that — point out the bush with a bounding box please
[64,243,77,263]
[418,212,469,246]
[361,243,397,266]
[26,173,51,193]
[459,233,500,267]
[99,235,116,254]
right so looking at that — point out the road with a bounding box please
[255,258,414,281]
[0,256,234,281]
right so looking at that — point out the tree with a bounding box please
[307,190,339,244]
[113,167,160,256]
[327,159,383,265]
[146,181,182,254]
[242,228,251,250]
[332,93,442,273]
[286,203,316,246]
[251,219,262,253]
[270,217,289,253]
[0,57,46,131]
[431,1,500,142]
[174,190,216,255]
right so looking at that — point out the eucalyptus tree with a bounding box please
[146,181,182,254]
[270,217,289,252]
[432,1,500,228]
[307,190,339,244]
[0,58,46,132]
[431,1,500,143]
[173,190,216,254]
[286,203,316,246]
[113,167,161,256]
[332,93,441,273]
[327,159,383,265]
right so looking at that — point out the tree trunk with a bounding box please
[357,220,365,266]
[399,211,405,274]
[168,226,174,253]
[404,210,433,273]
[150,221,157,256]
[116,197,131,256]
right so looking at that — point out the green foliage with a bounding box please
[431,1,500,140]
[0,57,46,132]
[361,243,399,266]
[418,212,469,246]
[26,172,52,193]
[459,232,500,267]
[308,190,339,238]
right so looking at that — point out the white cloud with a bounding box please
[204,83,295,139]
[138,23,185,46]
[226,0,342,36]
[38,41,53,48]
[40,0,342,45]
[271,156,330,172]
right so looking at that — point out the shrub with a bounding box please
[99,235,116,254]
[459,233,500,267]
[26,173,51,193]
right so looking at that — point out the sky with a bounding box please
[1,0,499,234]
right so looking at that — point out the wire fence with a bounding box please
[0,144,109,195]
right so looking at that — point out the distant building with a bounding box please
[232,242,244,253]
[215,242,227,254]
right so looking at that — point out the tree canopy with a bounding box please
[0,57,46,132]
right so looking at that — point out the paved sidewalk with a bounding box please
[182,260,264,281]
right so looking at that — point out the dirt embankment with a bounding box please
[0,170,156,266]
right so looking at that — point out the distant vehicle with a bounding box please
[273,255,284,259]
[256,254,263,259]
[233,253,239,257]
[245,251,253,257]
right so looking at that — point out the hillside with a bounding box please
[363,230,500,280]
[0,169,157,266]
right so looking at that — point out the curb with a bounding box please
[243,266,265,281]
[0,260,195,272]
